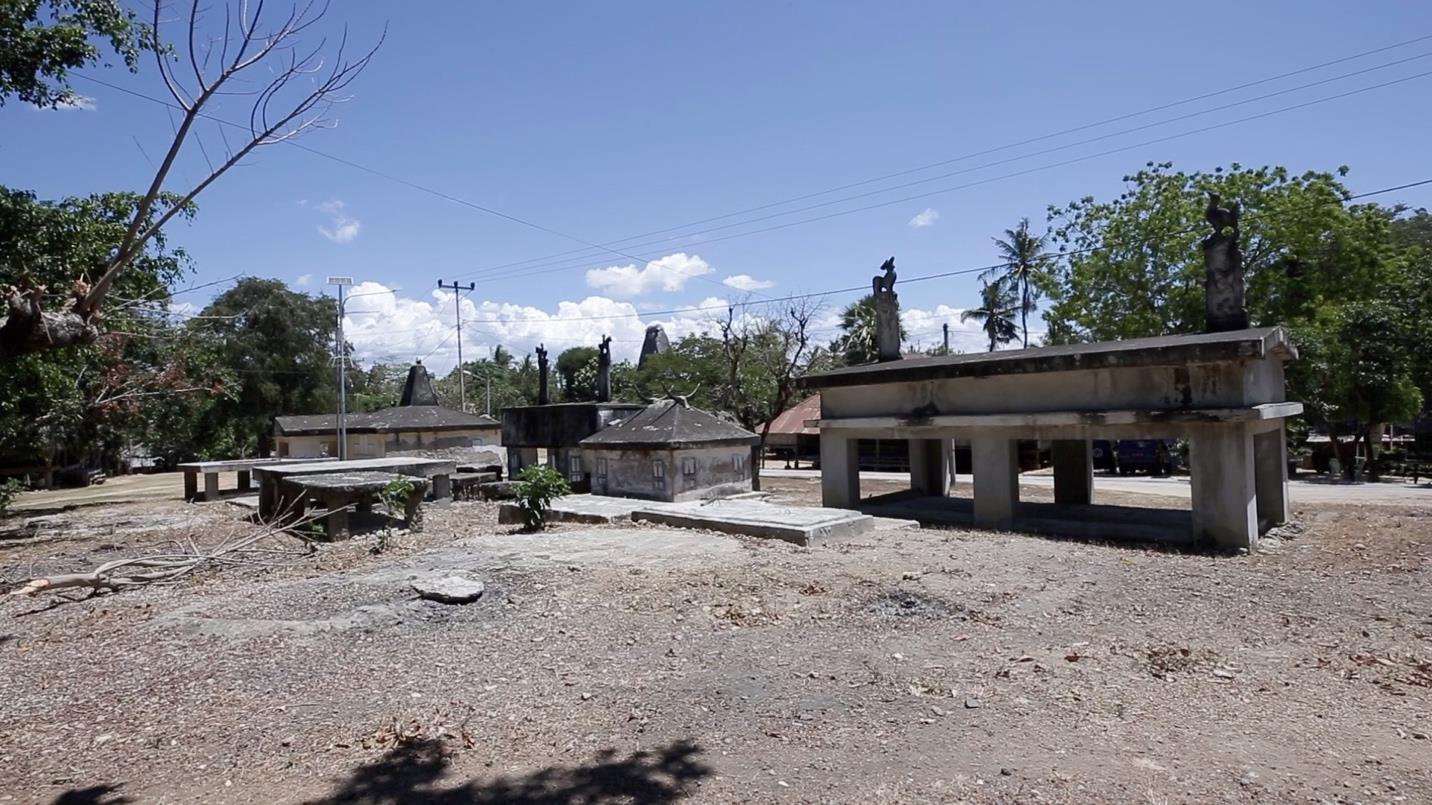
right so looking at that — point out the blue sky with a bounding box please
[4,1,1432,369]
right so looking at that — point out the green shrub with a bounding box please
[378,477,416,514]
[512,464,571,531]
[0,478,24,518]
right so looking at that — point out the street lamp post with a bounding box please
[327,276,354,459]
[327,281,397,460]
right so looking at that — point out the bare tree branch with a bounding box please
[0,0,383,360]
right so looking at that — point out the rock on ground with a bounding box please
[410,573,486,604]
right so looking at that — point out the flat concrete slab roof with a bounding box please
[802,326,1294,390]
[496,494,919,545]
[631,498,880,546]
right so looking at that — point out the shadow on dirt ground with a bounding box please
[297,739,710,804]
[49,785,134,804]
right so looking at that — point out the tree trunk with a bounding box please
[750,442,763,492]
[1366,424,1382,481]
[1021,281,1030,348]
[1342,430,1363,481]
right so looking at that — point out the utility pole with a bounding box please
[328,276,354,460]
[437,279,476,412]
[942,322,950,354]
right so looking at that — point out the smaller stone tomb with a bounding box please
[579,399,760,502]
[276,471,428,540]
[253,457,456,520]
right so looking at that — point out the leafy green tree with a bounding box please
[0,0,148,109]
[1040,162,1392,342]
[349,363,408,412]
[633,334,726,408]
[555,346,599,402]
[437,353,541,415]
[960,280,1019,352]
[1040,161,1425,473]
[983,217,1049,347]
[1289,302,1422,478]
[191,279,337,455]
[0,186,223,469]
[832,295,907,366]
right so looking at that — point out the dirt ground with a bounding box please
[1,476,1429,804]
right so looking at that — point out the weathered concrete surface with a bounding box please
[497,494,643,525]
[860,494,1194,545]
[805,326,1302,547]
[632,498,877,546]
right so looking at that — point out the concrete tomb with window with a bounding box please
[578,398,759,502]
[273,362,500,459]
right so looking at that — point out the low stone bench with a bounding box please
[451,471,500,500]
[276,471,429,540]
[179,457,334,502]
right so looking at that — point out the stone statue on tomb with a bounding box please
[1202,192,1249,332]
[872,256,902,362]
[872,256,897,297]
[536,343,550,405]
[596,335,613,402]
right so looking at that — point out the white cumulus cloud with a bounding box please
[340,283,732,375]
[899,304,1043,353]
[908,208,940,228]
[316,199,361,244]
[53,94,97,111]
[722,274,775,291]
[295,273,313,287]
[584,252,713,298]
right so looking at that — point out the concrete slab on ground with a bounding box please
[631,498,882,546]
[497,494,643,526]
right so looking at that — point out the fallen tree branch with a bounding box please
[8,503,345,597]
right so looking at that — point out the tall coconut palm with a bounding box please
[960,280,1019,353]
[981,217,1049,347]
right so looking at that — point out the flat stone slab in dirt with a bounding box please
[632,498,879,546]
[497,494,643,525]
[411,573,486,604]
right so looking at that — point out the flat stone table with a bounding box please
[178,457,335,502]
[253,457,457,520]
[277,471,429,540]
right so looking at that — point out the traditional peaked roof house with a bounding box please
[273,362,500,459]
[578,398,759,502]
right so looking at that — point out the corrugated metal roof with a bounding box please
[766,394,821,436]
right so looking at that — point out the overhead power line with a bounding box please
[73,75,742,298]
[78,33,1430,293]
[433,175,1431,329]
[451,69,1432,287]
[451,34,1432,279]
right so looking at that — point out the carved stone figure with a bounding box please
[536,343,550,405]
[872,257,902,362]
[872,256,897,297]
[596,335,613,402]
[1202,192,1249,332]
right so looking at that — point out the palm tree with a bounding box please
[961,280,1019,352]
[982,217,1049,347]
[835,294,907,365]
